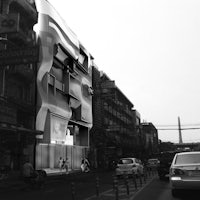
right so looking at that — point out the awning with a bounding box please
[0,122,43,135]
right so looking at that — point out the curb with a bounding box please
[84,175,157,200]
[0,169,100,192]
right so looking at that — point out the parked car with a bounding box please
[147,158,160,169]
[169,151,200,197]
[115,157,144,177]
[157,151,177,180]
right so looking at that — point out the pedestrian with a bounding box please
[84,157,90,172]
[64,157,69,174]
[81,158,85,172]
[22,159,39,187]
[81,157,90,172]
[22,160,38,180]
[58,157,63,171]
[62,158,65,170]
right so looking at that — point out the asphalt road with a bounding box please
[0,170,115,200]
[5,170,197,200]
[133,177,200,200]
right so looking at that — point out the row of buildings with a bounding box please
[90,67,159,168]
[0,0,159,173]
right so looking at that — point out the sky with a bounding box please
[48,0,200,143]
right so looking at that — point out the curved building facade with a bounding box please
[34,0,93,170]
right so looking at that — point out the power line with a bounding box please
[158,127,200,131]
[156,124,200,127]
[182,138,200,142]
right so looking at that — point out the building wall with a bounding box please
[91,66,102,130]
[91,67,137,168]
[0,0,38,171]
[141,122,159,157]
[34,0,93,170]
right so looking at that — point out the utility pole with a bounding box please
[178,116,183,144]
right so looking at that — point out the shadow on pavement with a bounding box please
[174,190,200,200]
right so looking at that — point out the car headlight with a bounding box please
[171,176,181,181]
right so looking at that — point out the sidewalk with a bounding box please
[0,168,82,192]
[44,168,81,176]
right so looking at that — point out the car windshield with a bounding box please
[175,154,200,165]
[119,159,133,164]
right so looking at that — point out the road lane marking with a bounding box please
[129,177,156,200]
[84,175,157,200]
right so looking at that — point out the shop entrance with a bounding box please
[0,129,35,171]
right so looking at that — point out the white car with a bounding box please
[170,151,200,197]
[115,157,144,177]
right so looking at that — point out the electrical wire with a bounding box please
[158,127,200,131]
[155,124,200,127]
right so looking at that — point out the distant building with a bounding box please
[159,141,176,152]
[141,122,159,156]
[132,110,145,157]
[91,65,137,168]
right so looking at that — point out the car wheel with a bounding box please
[171,189,179,197]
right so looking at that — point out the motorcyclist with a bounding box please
[22,160,39,185]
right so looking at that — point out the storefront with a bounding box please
[35,111,90,171]
[0,123,40,171]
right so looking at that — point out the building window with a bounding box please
[78,48,88,73]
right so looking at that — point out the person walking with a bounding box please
[81,157,90,172]
[84,157,90,172]
[81,158,85,172]
[64,157,69,174]
[58,157,63,171]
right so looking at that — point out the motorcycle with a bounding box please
[23,170,47,189]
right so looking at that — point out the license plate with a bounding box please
[191,171,200,176]
[120,166,129,170]
[119,164,128,168]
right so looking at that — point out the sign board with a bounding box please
[51,115,67,144]
[0,13,20,34]
[0,46,39,66]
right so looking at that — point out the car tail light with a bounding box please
[171,168,185,175]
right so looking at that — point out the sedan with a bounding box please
[169,151,200,197]
[115,157,144,177]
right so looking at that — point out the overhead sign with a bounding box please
[0,13,20,34]
[0,46,39,66]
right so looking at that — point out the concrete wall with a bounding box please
[36,143,88,170]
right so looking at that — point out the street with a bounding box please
[134,177,200,200]
[2,170,200,200]
[0,169,157,200]
[0,170,114,200]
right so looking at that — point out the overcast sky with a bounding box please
[48,0,200,143]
